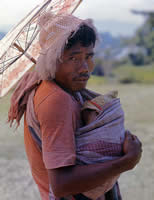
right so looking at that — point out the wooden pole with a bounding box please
[71,0,83,14]
[13,43,36,64]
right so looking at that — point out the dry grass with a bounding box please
[0,83,154,200]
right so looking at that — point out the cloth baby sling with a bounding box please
[26,86,123,200]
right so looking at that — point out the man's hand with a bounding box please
[123,130,142,170]
[48,130,143,197]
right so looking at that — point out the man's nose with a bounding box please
[78,60,89,73]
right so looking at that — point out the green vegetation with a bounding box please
[113,64,154,84]
[135,12,154,63]
[89,63,154,85]
[88,75,106,86]
[92,11,154,82]
[123,11,154,65]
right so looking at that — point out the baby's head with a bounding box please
[82,90,118,125]
[81,109,98,125]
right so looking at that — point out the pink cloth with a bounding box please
[8,71,40,126]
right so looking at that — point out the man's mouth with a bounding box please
[76,77,89,81]
[74,75,90,82]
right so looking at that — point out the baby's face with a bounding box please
[82,109,98,125]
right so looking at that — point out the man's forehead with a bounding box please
[64,44,94,56]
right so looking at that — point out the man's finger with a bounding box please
[125,130,132,138]
[125,130,131,135]
[135,136,142,147]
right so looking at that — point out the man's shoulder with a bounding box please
[34,80,72,108]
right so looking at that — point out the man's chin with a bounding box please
[73,83,87,92]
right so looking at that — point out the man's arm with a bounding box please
[47,132,142,197]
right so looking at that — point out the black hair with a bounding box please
[65,24,96,50]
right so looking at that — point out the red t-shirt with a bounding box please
[24,80,82,200]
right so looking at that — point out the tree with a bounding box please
[92,58,104,76]
[131,10,154,64]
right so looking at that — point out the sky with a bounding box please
[0,0,154,36]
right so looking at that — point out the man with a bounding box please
[8,12,142,200]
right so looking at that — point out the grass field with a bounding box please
[113,64,154,84]
[0,80,154,200]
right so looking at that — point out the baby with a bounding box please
[75,90,125,199]
[82,90,119,125]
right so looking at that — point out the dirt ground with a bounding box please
[0,83,154,200]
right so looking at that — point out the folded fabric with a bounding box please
[75,92,125,200]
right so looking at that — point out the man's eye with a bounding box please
[86,55,93,60]
[69,57,77,61]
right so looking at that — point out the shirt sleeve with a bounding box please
[36,90,76,169]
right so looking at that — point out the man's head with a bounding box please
[36,12,98,91]
[55,24,96,92]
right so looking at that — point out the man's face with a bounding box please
[55,43,94,92]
